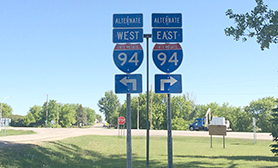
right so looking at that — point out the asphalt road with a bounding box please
[0,123,273,148]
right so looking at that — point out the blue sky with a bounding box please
[1,0,278,117]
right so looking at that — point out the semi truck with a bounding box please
[189,108,231,131]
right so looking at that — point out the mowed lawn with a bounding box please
[0,135,277,168]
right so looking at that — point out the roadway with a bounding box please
[0,123,273,147]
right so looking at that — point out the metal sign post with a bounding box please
[144,33,152,168]
[126,93,132,168]
[167,93,173,168]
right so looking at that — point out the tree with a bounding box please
[1,103,13,117]
[22,112,36,127]
[42,100,58,127]
[98,90,120,124]
[171,94,194,130]
[96,114,102,122]
[83,107,96,124]
[244,97,277,132]
[225,0,278,50]
[270,101,278,155]
[76,104,87,127]
[28,105,43,127]
[59,103,76,127]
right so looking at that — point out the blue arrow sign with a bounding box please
[153,43,183,73]
[113,29,143,43]
[155,74,182,94]
[152,13,182,27]
[113,44,143,73]
[115,74,142,94]
[152,28,182,43]
[113,14,143,28]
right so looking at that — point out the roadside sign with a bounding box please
[152,13,182,27]
[118,116,126,125]
[152,13,182,43]
[155,74,182,93]
[113,13,143,43]
[113,43,143,73]
[113,29,143,43]
[113,14,143,28]
[153,43,183,73]
[152,28,182,43]
[51,120,55,125]
[115,74,142,93]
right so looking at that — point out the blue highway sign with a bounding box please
[155,74,182,94]
[152,28,182,43]
[113,44,143,73]
[113,29,143,43]
[152,13,182,27]
[115,74,142,94]
[113,13,143,28]
[153,43,183,73]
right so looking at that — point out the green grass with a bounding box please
[0,135,277,168]
[0,129,36,136]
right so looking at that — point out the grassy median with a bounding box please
[0,135,277,167]
[0,129,36,136]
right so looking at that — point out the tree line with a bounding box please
[3,100,102,128]
[98,90,278,133]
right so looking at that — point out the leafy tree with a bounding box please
[42,100,58,127]
[8,114,24,127]
[225,0,278,50]
[96,114,102,122]
[98,90,120,124]
[270,102,278,155]
[244,97,277,132]
[149,93,167,130]
[28,105,43,127]
[1,103,13,117]
[171,94,194,130]
[59,103,76,127]
[76,104,87,127]
[22,112,36,126]
[84,107,96,124]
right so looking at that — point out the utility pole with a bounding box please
[57,103,59,128]
[45,94,49,128]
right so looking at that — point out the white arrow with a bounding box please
[120,77,137,90]
[160,76,177,91]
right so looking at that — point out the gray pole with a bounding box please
[45,94,49,128]
[57,103,59,128]
[137,96,139,130]
[253,117,256,144]
[167,93,173,168]
[126,93,132,168]
[144,33,151,168]
[150,85,153,130]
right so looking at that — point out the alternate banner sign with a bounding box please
[152,13,182,43]
[115,74,142,93]
[152,13,182,27]
[153,43,183,73]
[113,29,143,43]
[152,29,182,43]
[113,43,143,73]
[113,13,143,43]
[155,74,182,94]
